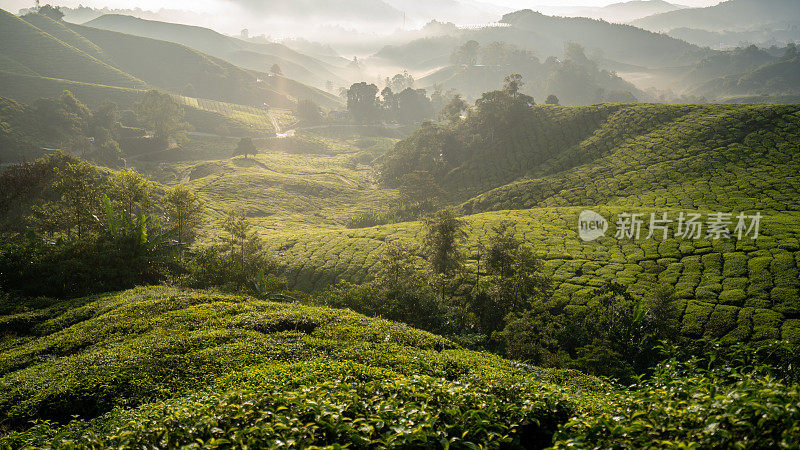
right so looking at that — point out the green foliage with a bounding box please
[552,352,800,449]
[0,286,602,447]
[423,207,466,277]
[296,98,322,125]
[232,137,257,158]
[162,184,205,248]
[346,82,379,124]
[185,211,285,296]
[134,90,189,146]
[499,282,681,381]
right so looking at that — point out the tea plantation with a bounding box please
[221,103,800,348]
[0,286,604,447]
[2,287,798,448]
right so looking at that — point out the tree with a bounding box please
[380,87,398,121]
[398,170,445,214]
[106,171,153,223]
[396,88,433,125]
[233,137,257,158]
[545,94,560,105]
[162,185,205,252]
[451,40,480,66]
[28,159,104,238]
[482,222,550,316]
[441,94,468,124]
[503,74,524,98]
[34,90,91,140]
[422,207,466,277]
[270,64,283,75]
[389,72,415,92]
[37,4,64,20]
[296,99,322,124]
[134,90,188,147]
[346,82,379,124]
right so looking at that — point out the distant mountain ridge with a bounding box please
[84,14,352,90]
[576,0,685,23]
[631,0,800,32]
[0,9,342,111]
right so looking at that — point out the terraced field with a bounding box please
[260,206,800,345]
[174,95,281,134]
[462,104,800,214]
[188,103,800,347]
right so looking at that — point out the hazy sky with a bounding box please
[1,0,723,13]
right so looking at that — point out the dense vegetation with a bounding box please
[1,287,798,448]
[2,3,800,446]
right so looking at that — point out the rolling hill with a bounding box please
[209,103,800,350]
[0,286,603,446]
[0,10,342,113]
[575,0,685,23]
[83,14,352,89]
[631,0,800,32]
[370,9,706,77]
[0,9,143,88]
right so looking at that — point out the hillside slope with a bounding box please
[631,0,800,32]
[0,9,143,89]
[84,14,352,89]
[246,104,800,348]
[0,10,341,111]
[0,286,602,446]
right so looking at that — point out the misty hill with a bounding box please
[0,10,341,111]
[0,9,142,89]
[691,48,800,101]
[667,24,800,49]
[417,42,643,104]
[683,44,779,84]
[372,9,705,76]
[84,14,351,89]
[577,0,685,23]
[499,10,704,68]
[631,0,800,32]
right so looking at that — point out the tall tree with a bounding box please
[441,94,468,124]
[396,88,433,125]
[296,99,322,124]
[346,82,379,124]
[451,40,480,66]
[270,64,283,75]
[134,90,189,147]
[422,207,466,277]
[106,171,153,223]
[28,159,104,238]
[233,137,257,158]
[162,185,205,252]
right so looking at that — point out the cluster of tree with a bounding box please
[345,79,457,125]
[323,207,683,380]
[28,91,124,166]
[0,90,190,166]
[381,75,535,189]
[0,154,284,299]
[444,41,639,105]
